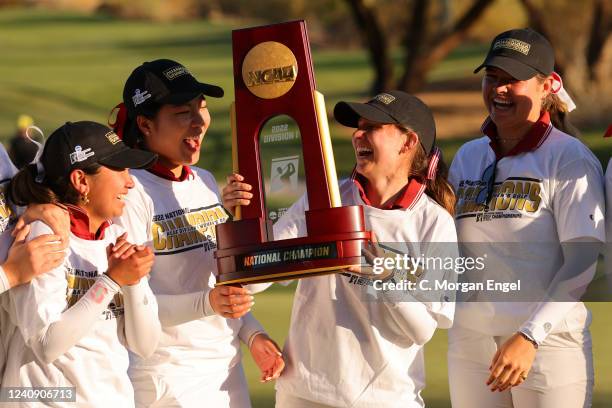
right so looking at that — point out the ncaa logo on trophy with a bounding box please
[214,20,371,285]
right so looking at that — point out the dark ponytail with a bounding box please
[8,164,57,207]
[8,163,100,207]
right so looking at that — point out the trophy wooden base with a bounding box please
[214,205,370,285]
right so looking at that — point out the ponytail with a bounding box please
[537,74,581,137]
[8,163,100,208]
[409,144,456,216]
[8,164,58,207]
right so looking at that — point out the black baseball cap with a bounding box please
[334,90,437,154]
[123,59,224,117]
[474,28,554,80]
[41,121,157,181]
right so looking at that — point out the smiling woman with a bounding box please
[448,28,605,408]
[110,59,284,407]
[136,95,210,174]
[2,121,160,407]
[351,119,414,206]
[481,67,546,140]
[223,91,460,408]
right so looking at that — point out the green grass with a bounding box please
[240,285,295,407]
[0,8,610,407]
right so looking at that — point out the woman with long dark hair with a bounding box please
[1,121,160,406]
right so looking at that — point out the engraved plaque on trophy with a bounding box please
[214,20,370,285]
[259,115,306,224]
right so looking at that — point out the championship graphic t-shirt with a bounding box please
[118,168,242,377]
[449,125,605,342]
[2,221,135,407]
[273,180,457,408]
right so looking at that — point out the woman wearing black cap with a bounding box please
[448,28,604,407]
[110,59,284,407]
[1,121,161,407]
[224,91,458,407]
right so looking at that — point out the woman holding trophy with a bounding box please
[224,91,458,408]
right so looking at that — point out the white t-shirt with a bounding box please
[1,221,150,407]
[449,127,605,343]
[273,180,457,408]
[118,168,247,379]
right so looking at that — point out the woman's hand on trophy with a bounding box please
[345,233,395,281]
[222,173,253,216]
[209,285,254,319]
[249,333,285,382]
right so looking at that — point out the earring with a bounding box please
[81,192,89,205]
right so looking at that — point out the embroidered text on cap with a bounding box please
[105,131,120,145]
[493,38,531,55]
[163,66,190,80]
[374,93,396,105]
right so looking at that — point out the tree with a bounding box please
[346,0,611,124]
[344,0,394,92]
[519,0,611,122]
[344,0,495,93]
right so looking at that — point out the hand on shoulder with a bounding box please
[3,223,67,287]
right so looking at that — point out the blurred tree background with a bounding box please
[10,0,609,116]
[1,0,609,137]
[0,1,610,407]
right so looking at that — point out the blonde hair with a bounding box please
[537,74,580,137]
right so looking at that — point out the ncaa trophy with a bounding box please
[214,20,370,285]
